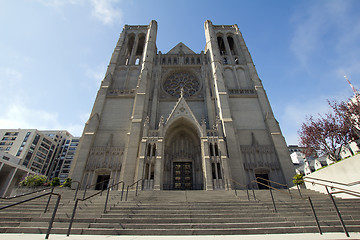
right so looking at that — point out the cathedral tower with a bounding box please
[70,20,295,190]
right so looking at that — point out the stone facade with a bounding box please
[69,20,295,190]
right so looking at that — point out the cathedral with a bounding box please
[69,20,295,191]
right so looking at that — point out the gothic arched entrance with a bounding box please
[163,119,203,190]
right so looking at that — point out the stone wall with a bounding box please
[304,154,360,198]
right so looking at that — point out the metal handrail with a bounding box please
[250,180,324,235]
[255,176,292,199]
[0,192,61,239]
[325,186,350,237]
[251,180,291,198]
[303,179,360,198]
[255,176,287,187]
[304,176,360,187]
[82,178,111,199]
[67,180,125,236]
[227,178,250,201]
[252,180,278,212]
[71,180,81,201]
[0,186,52,199]
[1,186,55,213]
[307,197,322,235]
[302,178,357,237]
[125,178,144,201]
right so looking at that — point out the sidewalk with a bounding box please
[1,233,360,240]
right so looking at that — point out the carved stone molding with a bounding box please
[85,147,123,171]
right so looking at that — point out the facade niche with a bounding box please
[217,36,226,55]
[136,35,145,56]
[227,36,237,55]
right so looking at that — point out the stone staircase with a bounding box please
[0,188,360,236]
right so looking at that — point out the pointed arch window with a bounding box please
[217,36,226,55]
[136,35,145,56]
[227,36,237,55]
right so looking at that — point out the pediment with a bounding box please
[165,95,200,129]
[167,42,195,54]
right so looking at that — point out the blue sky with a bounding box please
[1,0,360,145]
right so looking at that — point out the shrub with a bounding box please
[19,174,48,187]
[62,178,72,188]
[50,177,61,187]
[293,174,304,186]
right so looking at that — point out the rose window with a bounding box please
[163,72,200,97]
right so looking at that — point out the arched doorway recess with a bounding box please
[163,118,203,190]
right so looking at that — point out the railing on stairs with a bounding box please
[82,178,112,199]
[67,180,125,237]
[255,176,293,199]
[0,189,61,239]
[125,178,144,201]
[303,176,360,198]
[226,177,326,236]
[227,178,251,201]
[251,178,325,235]
[302,178,360,237]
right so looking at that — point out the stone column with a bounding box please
[154,139,162,190]
[201,139,213,190]
[0,168,17,197]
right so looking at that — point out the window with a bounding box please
[217,36,226,55]
[136,35,145,56]
[2,156,10,160]
[227,36,237,55]
[209,143,214,156]
[43,138,52,145]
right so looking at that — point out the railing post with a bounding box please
[83,185,88,199]
[307,197,322,235]
[269,187,277,212]
[246,189,250,201]
[325,187,350,237]
[297,184,302,198]
[252,183,256,200]
[226,179,229,190]
[120,183,125,201]
[125,186,129,201]
[235,188,237,196]
[45,194,61,239]
[104,180,113,214]
[73,181,80,201]
[44,187,54,213]
[287,184,292,199]
[136,181,139,196]
[67,199,79,236]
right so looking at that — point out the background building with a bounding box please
[0,151,35,197]
[0,129,79,184]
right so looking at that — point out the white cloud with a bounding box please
[0,102,85,136]
[36,0,123,25]
[290,1,360,75]
[91,0,122,25]
[36,0,83,8]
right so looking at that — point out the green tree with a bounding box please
[20,174,48,187]
[50,177,60,187]
[62,178,72,188]
[293,174,304,186]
